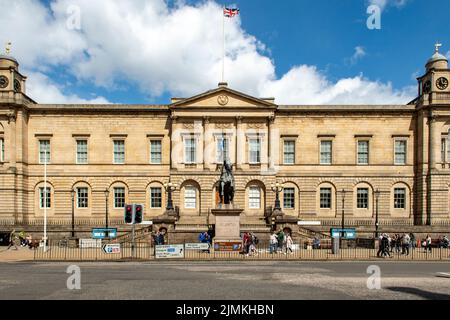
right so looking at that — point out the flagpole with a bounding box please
[222,7,225,83]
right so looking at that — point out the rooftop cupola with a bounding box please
[425,43,448,71]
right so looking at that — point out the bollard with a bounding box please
[332,236,340,254]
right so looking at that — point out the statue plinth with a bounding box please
[211,206,243,242]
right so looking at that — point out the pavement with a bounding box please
[0,261,449,300]
[0,247,35,262]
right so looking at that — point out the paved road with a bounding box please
[0,261,449,300]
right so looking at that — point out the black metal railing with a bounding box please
[33,240,450,262]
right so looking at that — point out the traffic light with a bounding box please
[134,204,144,224]
[124,204,133,224]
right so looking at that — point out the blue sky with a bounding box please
[1,0,449,104]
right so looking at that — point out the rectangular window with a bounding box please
[114,187,125,208]
[150,140,162,164]
[113,140,125,164]
[320,188,332,209]
[77,187,89,208]
[442,138,446,163]
[184,186,196,209]
[39,140,51,164]
[76,140,88,164]
[283,140,295,164]
[150,187,162,208]
[0,138,4,162]
[357,141,369,165]
[394,140,407,165]
[357,188,369,209]
[39,187,51,208]
[283,188,295,209]
[447,136,450,164]
[249,186,261,209]
[394,188,406,209]
[249,138,261,164]
[185,138,196,164]
[320,141,332,165]
[216,136,230,163]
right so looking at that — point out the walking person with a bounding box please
[7,229,18,251]
[277,230,285,253]
[426,234,432,253]
[402,233,410,256]
[285,233,293,254]
[269,232,278,254]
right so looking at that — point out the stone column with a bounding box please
[235,116,243,170]
[203,116,211,170]
[428,112,437,171]
[7,110,17,168]
[268,115,275,171]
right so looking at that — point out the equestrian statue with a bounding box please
[218,159,235,205]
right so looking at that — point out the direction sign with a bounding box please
[92,228,117,239]
[102,243,121,254]
[155,245,184,259]
[330,228,357,239]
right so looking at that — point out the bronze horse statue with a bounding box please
[218,160,235,205]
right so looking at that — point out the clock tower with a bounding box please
[415,43,450,226]
[0,42,27,96]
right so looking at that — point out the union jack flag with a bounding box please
[223,7,239,18]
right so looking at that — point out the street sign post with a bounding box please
[330,228,357,239]
[92,228,117,239]
[102,243,121,254]
[155,245,184,259]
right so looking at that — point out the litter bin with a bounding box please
[332,236,340,254]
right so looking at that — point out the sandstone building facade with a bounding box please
[1,48,450,240]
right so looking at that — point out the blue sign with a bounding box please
[92,228,117,239]
[330,228,357,239]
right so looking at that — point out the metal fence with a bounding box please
[33,241,450,261]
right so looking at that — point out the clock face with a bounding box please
[14,79,21,92]
[436,77,449,90]
[0,76,8,89]
[423,80,432,94]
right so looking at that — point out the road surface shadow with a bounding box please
[386,287,450,300]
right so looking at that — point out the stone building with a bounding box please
[1,46,450,241]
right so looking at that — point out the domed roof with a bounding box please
[0,54,18,64]
[427,51,448,65]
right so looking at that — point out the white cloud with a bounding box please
[0,0,414,105]
[349,46,366,65]
[26,71,110,104]
[368,0,409,11]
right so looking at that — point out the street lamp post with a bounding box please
[164,181,177,212]
[70,188,76,238]
[375,189,380,239]
[104,188,109,230]
[271,182,284,211]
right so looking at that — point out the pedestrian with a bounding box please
[409,233,416,250]
[277,230,285,252]
[312,236,321,249]
[426,234,432,253]
[7,229,18,250]
[269,232,278,254]
[379,234,391,258]
[285,233,293,254]
[402,233,410,256]
[242,232,251,256]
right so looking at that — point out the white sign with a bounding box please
[79,238,102,248]
[155,244,184,259]
[102,243,121,254]
[298,221,321,226]
[185,243,210,250]
[141,221,153,225]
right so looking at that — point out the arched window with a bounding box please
[185,186,197,209]
[316,182,336,217]
[353,182,373,217]
[390,182,411,218]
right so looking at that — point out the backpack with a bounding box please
[253,236,259,245]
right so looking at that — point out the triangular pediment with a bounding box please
[170,85,277,109]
